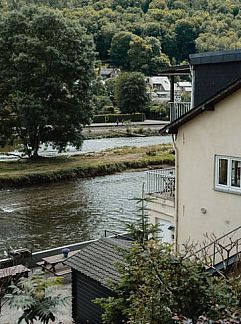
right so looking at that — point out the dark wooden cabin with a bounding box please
[65,237,131,324]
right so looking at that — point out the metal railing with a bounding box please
[192,225,241,271]
[169,102,191,122]
[145,168,175,199]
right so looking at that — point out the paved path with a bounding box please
[1,271,73,324]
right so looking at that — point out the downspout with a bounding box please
[172,133,179,253]
[190,63,194,109]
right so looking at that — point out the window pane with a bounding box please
[231,160,241,188]
[218,159,228,185]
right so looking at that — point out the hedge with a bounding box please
[92,113,145,123]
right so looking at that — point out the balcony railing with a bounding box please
[145,168,175,199]
[169,102,191,122]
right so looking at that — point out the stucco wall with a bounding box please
[176,88,241,246]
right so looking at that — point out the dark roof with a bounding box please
[161,77,241,134]
[189,49,241,66]
[157,64,190,76]
[65,237,132,288]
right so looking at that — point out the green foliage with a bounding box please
[97,239,241,323]
[0,6,95,158]
[115,72,149,114]
[110,31,135,69]
[6,276,70,324]
[3,0,241,66]
[148,102,170,120]
[95,194,241,323]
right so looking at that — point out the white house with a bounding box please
[146,76,181,103]
[146,50,241,259]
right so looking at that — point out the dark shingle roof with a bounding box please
[161,77,241,135]
[65,237,131,288]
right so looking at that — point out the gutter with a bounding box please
[172,133,179,252]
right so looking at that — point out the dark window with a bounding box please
[231,160,241,188]
[218,159,228,185]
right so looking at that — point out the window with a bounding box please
[215,156,241,193]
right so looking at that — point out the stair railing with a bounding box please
[189,225,241,271]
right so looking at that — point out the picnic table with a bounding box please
[0,264,30,286]
[38,251,78,276]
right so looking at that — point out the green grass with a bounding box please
[0,144,175,187]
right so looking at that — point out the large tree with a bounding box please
[115,72,149,114]
[0,6,95,158]
[110,31,135,69]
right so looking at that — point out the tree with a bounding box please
[115,72,149,114]
[95,191,241,323]
[0,6,95,158]
[6,276,69,323]
[110,31,135,69]
[127,36,170,75]
[96,226,241,324]
[175,19,199,62]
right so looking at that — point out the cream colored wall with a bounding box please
[147,196,175,243]
[148,196,175,225]
[176,88,241,246]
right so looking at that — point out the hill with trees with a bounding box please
[1,0,241,70]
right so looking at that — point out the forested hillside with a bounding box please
[1,0,241,73]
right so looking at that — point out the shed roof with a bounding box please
[161,77,241,134]
[65,237,132,288]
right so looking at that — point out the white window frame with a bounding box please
[215,155,241,194]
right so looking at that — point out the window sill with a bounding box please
[214,186,241,196]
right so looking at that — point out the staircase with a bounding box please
[193,226,241,274]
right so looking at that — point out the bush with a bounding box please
[146,102,170,120]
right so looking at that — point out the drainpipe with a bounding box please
[172,133,179,253]
[190,63,194,109]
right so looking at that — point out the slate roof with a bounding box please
[189,49,241,66]
[65,237,132,288]
[160,77,241,135]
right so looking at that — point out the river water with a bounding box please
[0,135,171,256]
[0,135,171,159]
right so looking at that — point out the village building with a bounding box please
[146,49,241,252]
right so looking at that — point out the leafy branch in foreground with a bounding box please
[6,276,70,324]
[96,188,241,323]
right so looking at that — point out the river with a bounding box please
[0,135,171,159]
[0,135,171,256]
[0,172,146,256]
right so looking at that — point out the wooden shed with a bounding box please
[65,237,131,324]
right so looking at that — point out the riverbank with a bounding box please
[83,119,168,139]
[0,144,174,188]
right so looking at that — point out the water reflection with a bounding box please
[0,171,146,256]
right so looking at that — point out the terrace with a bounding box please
[145,168,175,200]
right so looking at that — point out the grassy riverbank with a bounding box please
[0,144,174,188]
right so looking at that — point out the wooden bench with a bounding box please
[55,268,71,277]
[36,260,71,276]
[0,264,30,287]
